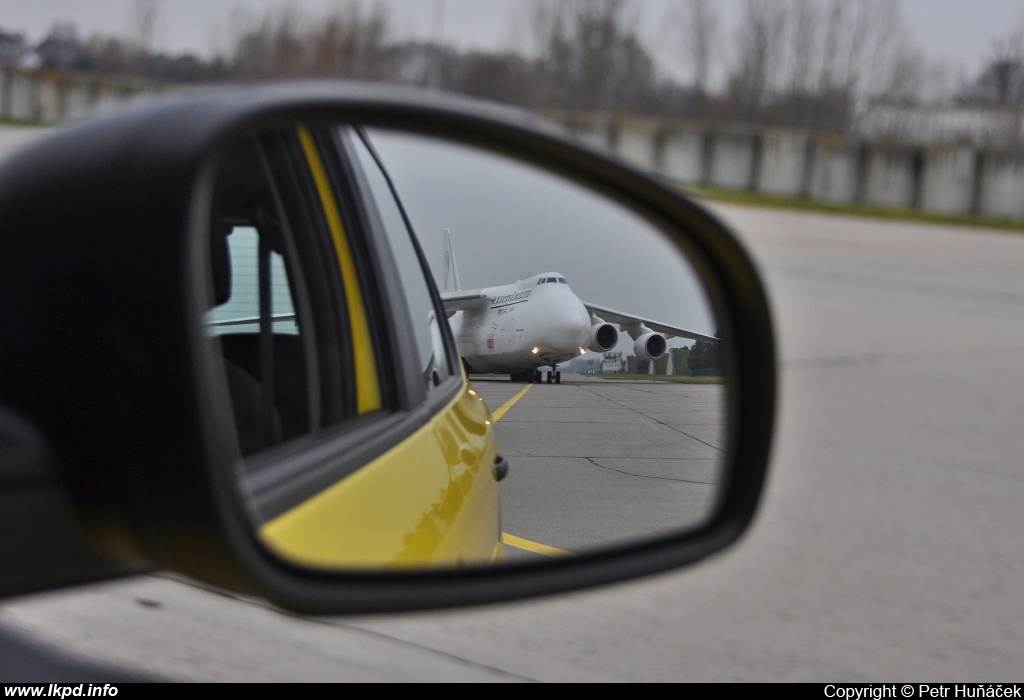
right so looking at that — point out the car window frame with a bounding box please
[327,125,464,413]
[238,123,467,522]
[346,126,461,400]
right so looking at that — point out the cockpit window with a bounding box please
[558,277,567,284]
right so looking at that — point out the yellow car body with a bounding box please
[261,383,503,569]
[217,126,505,570]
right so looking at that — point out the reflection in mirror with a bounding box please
[204,124,726,572]
[365,129,725,564]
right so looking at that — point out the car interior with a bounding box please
[205,135,313,456]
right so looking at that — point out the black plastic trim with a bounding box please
[0,82,775,614]
[327,127,425,411]
[353,126,463,384]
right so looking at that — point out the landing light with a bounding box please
[532,347,539,354]
[579,347,586,355]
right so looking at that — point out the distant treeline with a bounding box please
[3,0,1023,136]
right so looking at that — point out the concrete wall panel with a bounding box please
[616,118,659,171]
[709,132,756,189]
[8,72,36,120]
[2,71,1023,221]
[63,81,94,119]
[864,149,917,208]
[808,143,860,203]
[36,76,60,123]
[0,70,8,118]
[94,84,127,115]
[661,126,705,183]
[979,154,1024,218]
[758,131,807,196]
[568,116,615,151]
[920,147,975,214]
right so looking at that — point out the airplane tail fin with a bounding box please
[443,228,462,292]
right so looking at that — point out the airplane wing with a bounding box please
[440,289,487,313]
[584,302,720,343]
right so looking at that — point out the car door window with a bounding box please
[204,130,373,458]
[296,126,384,416]
[347,129,454,394]
[205,226,298,335]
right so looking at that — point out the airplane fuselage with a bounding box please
[451,273,591,374]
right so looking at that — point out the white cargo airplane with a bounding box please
[439,231,719,384]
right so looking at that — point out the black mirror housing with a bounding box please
[0,82,776,613]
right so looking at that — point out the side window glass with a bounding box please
[347,130,453,394]
[205,226,297,335]
[204,132,361,458]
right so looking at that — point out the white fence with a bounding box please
[4,67,1022,219]
[0,66,166,124]
[573,115,1024,219]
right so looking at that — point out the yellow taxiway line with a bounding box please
[501,533,572,557]
[490,383,533,422]
[489,382,575,558]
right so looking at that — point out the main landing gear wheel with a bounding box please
[555,371,561,384]
[546,371,552,384]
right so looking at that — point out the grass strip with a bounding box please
[684,184,1024,233]
[0,117,44,127]
[593,373,724,384]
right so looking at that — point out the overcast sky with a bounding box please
[366,128,718,356]
[2,0,1022,84]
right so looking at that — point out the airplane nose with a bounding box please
[540,303,591,352]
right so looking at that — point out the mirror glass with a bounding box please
[202,123,727,571]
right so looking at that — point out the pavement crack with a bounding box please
[581,457,718,485]
[574,384,724,452]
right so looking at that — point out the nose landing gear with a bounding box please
[512,367,560,384]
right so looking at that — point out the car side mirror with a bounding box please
[0,83,775,613]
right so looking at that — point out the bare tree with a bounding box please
[309,2,391,79]
[523,0,653,112]
[573,0,637,110]
[826,4,909,98]
[524,0,573,107]
[672,0,720,116]
[786,0,819,94]
[728,0,788,121]
[428,0,446,88]
[230,1,392,81]
[132,0,162,53]
[781,0,822,126]
[985,28,1024,105]
[884,48,926,104]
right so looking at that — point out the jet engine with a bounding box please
[587,322,619,352]
[633,333,667,361]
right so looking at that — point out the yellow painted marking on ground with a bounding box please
[501,533,573,557]
[491,383,533,422]
[490,386,569,558]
